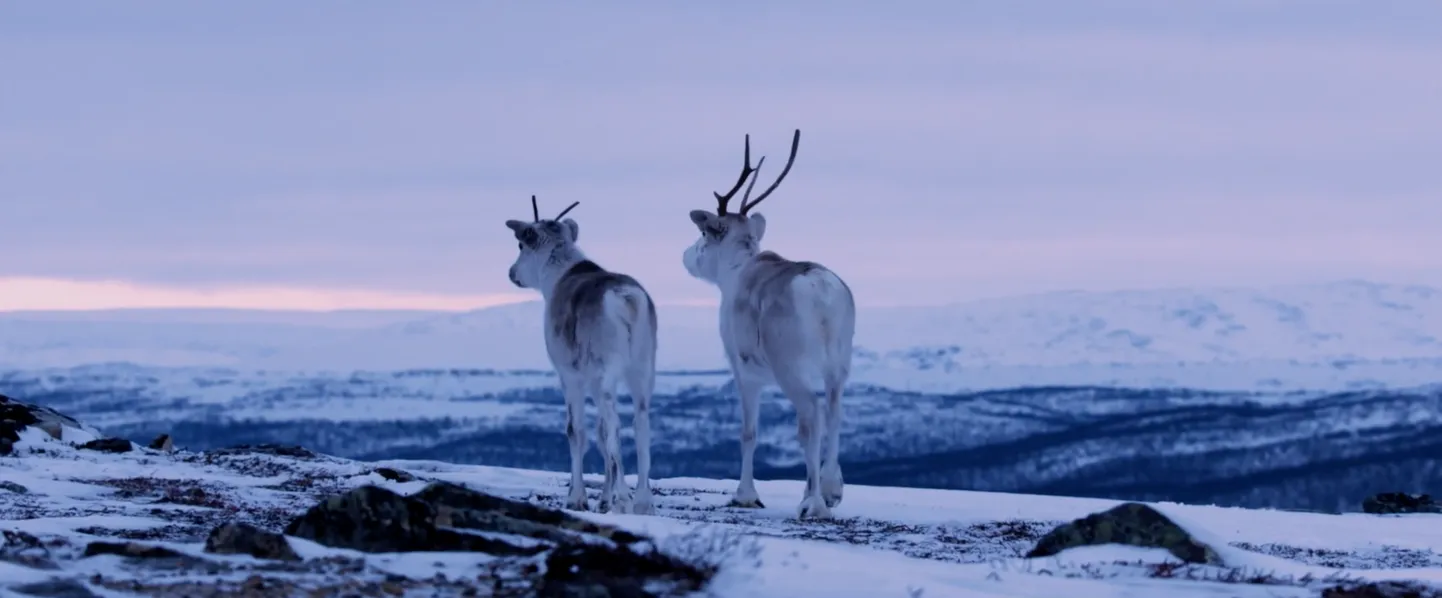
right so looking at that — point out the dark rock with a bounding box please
[1,437,12,455]
[1025,502,1223,565]
[285,482,715,595]
[412,481,647,545]
[0,394,84,444]
[373,466,416,483]
[284,485,545,556]
[82,541,187,559]
[1,530,59,570]
[1363,493,1441,515]
[0,393,41,429]
[1,480,27,493]
[1323,580,1442,597]
[76,438,133,454]
[538,541,713,598]
[210,444,315,459]
[204,522,300,562]
[11,577,101,598]
[148,433,174,452]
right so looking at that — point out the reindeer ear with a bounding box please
[689,210,713,229]
[561,218,579,243]
[748,213,767,242]
[505,220,528,234]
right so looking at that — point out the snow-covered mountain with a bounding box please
[3,280,1442,391]
[181,279,1442,371]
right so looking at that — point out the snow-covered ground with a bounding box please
[3,407,1441,597]
[4,280,1442,392]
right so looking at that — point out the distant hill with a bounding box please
[4,280,1442,391]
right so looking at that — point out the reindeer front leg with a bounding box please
[728,374,766,509]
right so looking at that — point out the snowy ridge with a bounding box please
[3,406,1442,597]
[184,280,1442,371]
[3,280,1442,392]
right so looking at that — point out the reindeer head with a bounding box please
[683,129,800,285]
[505,195,581,290]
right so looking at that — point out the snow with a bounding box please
[5,280,1442,392]
[3,418,1440,597]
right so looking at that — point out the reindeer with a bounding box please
[506,196,658,515]
[681,130,856,519]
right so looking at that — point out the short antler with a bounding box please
[530,194,580,222]
[738,129,800,215]
[553,201,580,220]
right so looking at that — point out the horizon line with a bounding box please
[0,276,1432,314]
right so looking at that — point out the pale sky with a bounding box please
[2,1,1439,311]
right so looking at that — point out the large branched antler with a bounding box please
[530,195,580,222]
[710,129,801,216]
[712,136,755,216]
[739,129,799,215]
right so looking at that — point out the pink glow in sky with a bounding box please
[0,277,529,312]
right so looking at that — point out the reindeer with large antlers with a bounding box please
[506,196,658,515]
[682,130,857,519]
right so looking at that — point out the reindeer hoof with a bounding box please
[599,490,634,515]
[823,472,844,508]
[727,497,766,509]
[796,496,833,520]
[565,490,589,512]
[728,486,764,509]
[632,491,656,515]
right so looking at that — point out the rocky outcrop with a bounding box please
[1025,502,1224,565]
[1362,493,1441,515]
[372,466,416,483]
[1322,580,1442,597]
[204,523,300,562]
[285,482,713,596]
[207,444,315,459]
[82,541,189,560]
[2,530,59,570]
[76,438,133,454]
[148,433,174,452]
[1,393,85,456]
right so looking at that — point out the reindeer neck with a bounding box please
[536,248,591,302]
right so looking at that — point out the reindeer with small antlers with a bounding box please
[682,129,857,519]
[506,196,658,515]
